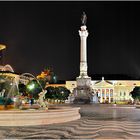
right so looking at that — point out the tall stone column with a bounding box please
[73,12,93,104]
[79,25,88,78]
[109,91,111,103]
[76,13,91,88]
[105,89,107,100]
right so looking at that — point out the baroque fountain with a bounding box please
[0,64,80,126]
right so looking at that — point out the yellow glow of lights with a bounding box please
[0,44,6,50]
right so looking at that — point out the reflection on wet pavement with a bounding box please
[0,104,140,139]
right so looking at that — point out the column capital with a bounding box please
[79,26,88,37]
[79,30,88,37]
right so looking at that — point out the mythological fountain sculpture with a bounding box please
[0,64,80,126]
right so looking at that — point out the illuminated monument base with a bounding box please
[73,77,93,104]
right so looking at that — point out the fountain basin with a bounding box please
[135,105,140,108]
[0,107,80,126]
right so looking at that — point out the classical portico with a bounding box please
[93,77,114,103]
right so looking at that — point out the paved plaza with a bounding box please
[1,104,140,139]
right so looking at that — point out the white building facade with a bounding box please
[66,78,139,103]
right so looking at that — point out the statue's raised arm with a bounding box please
[81,12,87,26]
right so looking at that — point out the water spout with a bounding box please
[20,73,44,91]
[20,73,47,109]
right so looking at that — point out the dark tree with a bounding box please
[130,86,140,103]
[45,86,55,99]
[45,86,70,101]
[18,83,27,96]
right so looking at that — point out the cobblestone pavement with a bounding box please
[1,104,140,139]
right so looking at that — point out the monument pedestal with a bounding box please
[73,88,91,104]
[73,77,93,104]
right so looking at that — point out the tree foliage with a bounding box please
[45,86,70,101]
[18,83,28,96]
[130,86,140,101]
[26,80,42,100]
[37,66,57,84]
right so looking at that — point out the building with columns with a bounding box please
[66,78,140,103]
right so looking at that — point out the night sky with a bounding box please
[0,1,140,80]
